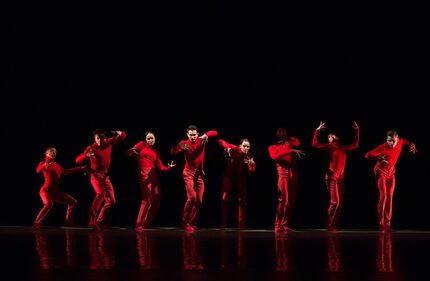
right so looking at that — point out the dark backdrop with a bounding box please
[3,3,429,229]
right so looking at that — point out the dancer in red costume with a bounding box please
[218,138,256,230]
[365,129,417,232]
[126,131,176,231]
[33,147,85,230]
[76,129,126,229]
[312,121,360,231]
[268,128,305,232]
[171,125,218,231]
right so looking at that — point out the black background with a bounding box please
[3,2,429,229]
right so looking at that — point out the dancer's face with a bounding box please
[386,135,398,148]
[240,141,250,153]
[187,130,198,143]
[146,133,156,146]
[94,134,105,146]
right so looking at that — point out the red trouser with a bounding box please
[136,168,161,228]
[275,169,298,229]
[34,189,77,225]
[182,168,204,227]
[89,172,116,224]
[220,176,247,229]
[374,167,396,229]
[325,169,345,229]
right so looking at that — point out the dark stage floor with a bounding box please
[1,226,428,281]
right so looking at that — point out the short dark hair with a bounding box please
[187,125,198,131]
[387,130,398,138]
[145,131,155,137]
[93,129,106,138]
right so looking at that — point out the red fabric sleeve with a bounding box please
[268,145,296,161]
[171,140,185,155]
[312,129,329,149]
[205,130,218,140]
[365,144,385,161]
[217,139,237,149]
[62,166,84,175]
[36,161,46,173]
[76,146,91,164]
[155,151,170,172]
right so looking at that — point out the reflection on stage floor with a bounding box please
[1,226,428,281]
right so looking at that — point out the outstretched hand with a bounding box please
[409,143,418,154]
[83,167,92,176]
[199,134,208,146]
[168,161,176,168]
[244,157,255,165]
[294,149,306,158]
[317,121,326,131]
[125,148,138,157]
[86,150,95,158]
[352,121,359,130]
[378,154,388,164]
[180,143,188,150]
[224,147,231,157]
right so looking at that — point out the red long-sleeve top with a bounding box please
[218,139,256,180]
[268,137,300,172]
[312,128,359,174]
[365,138,412,170]
[75,132,126,173]
[171,130,218,171]
[36,156,83,191]
[128,141,170,172]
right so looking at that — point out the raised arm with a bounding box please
[199,130,218,145]
[217,139,237,150]
[312,122,328,149]
[268,145,297,161]
[288,137,301,147]
[105,131,127,145]
[75,146,92,164]
[347,121,360,151]
[204,130,218,140]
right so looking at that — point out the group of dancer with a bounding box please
[33,123,417,233]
